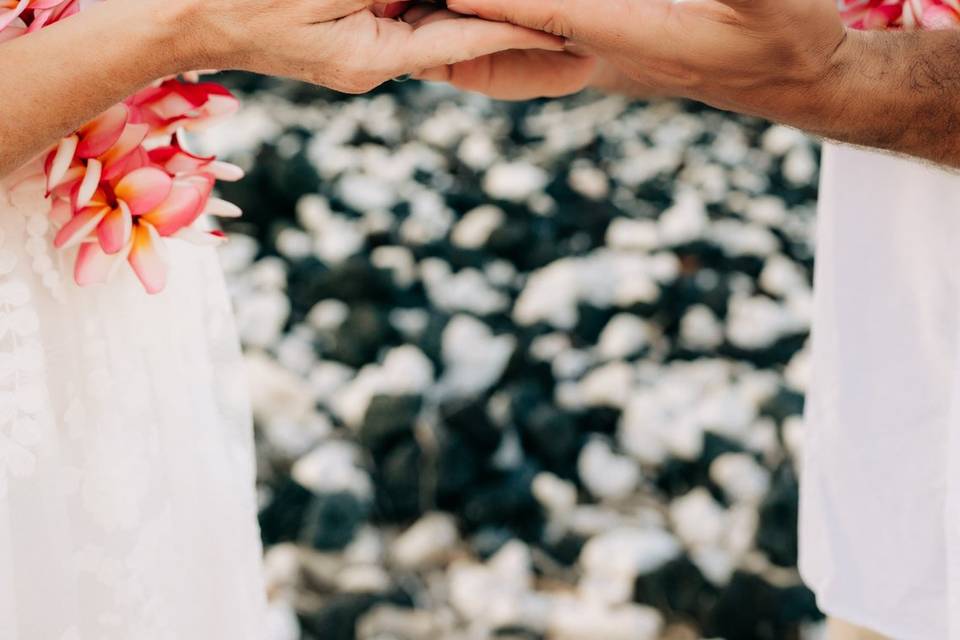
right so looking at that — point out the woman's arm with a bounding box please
[0,0,183,176]
[0,0,562,178]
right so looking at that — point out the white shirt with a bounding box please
[800,143,960,639]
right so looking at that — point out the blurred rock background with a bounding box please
[198,75,823,640]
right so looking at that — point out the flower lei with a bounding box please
[839,0,960,29]
[0,0,243,294]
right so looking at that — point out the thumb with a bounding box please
[447,0,599,40]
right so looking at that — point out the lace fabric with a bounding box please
[0,177,267,640]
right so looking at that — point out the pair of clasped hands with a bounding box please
[199,0,848,126]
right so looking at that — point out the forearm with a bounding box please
[0,0,188,177]
[789,29,960,167]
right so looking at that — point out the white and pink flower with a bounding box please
[2,1,243,294]
[839,0,960,29]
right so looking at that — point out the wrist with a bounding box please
[127,0,213,74]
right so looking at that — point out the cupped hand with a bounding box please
[443,0,848,124]
[397,3,597,100]
[165,0,565,93]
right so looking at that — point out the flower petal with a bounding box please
[204,197,242,218]
[54,206,109,250]
[128,222,167,294]
[75,158,101,209]
[208,161,244,182]
[0,0,28,32]
[49,198,72,228]
[76,104,129,159]
[140,182,206,236]
[100,123,149,181]
[114,167,173,216]
[172,226,227,246]
[97,201,133,254]
[45,135,78,193]
[74,241,121,287]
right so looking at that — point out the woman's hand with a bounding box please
[164,0,565,94]
[396,3,596,100]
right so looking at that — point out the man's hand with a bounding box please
[444,0,960,168]
[168,0,565,94]
[397,3,596,100]
[443,0,847,122]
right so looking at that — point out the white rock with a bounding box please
[388,308,430,339]
[263,543,302,594]
[761,253,809,298]
[529,332,572,362]
[236,290,290,349]
[549,599,661,640]
[307,299,349,331]
[783,145,818,186]
[261,413,334,459]
[552,349,593,380]
[580,526,681,580]
[597,314,651,360]
[606,218,659,252]
[337,564,392,593]
[344,526,386,565]
[513,258,581,329]
[448,541,548,631]
[659,191,708,246]
[400,190,455,245]
[438,315,516,399]
[483,161,549,202]
[680,304,724,351]
[726,295,805,350]
[710,219,779,257]
[691,546,736,586]
[308,360,355,404]
[330,345,434,427]
[371,246,417,289]
[785,346,811,392]
[710,453,771,504]
[337,172,397,212]
[275,227,313,260]
[420,260,510,316]
[670,488,726,548]
[532,472,578,516]
[391,513,460,569]
[762,124,809,156]
[579,361,634,408]
[276,326,317,375]
[578,438,641,502]
[246,352,315,426]
[783,415,805,459]
[458,132,499,170]
[313,213,366,264]
[218,233,260,276]
[568,163,610,200]
[451,205,505,249]
[292,440,373,499]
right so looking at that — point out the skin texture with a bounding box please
[0,0,562,178]
[420,0,960,168]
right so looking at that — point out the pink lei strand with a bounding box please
[839,0,960,29]
[0,0,243,294]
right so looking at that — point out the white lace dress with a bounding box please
[0,176,267,640]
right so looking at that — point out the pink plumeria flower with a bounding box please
[839,0,960,29]
[0,0,68,32]
[128,80,241,135]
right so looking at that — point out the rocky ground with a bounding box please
[200,76,824,640]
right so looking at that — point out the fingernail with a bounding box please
[393,74,413,83]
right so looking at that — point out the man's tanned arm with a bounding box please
[433,0,960,169]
